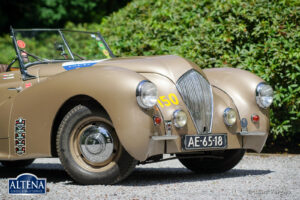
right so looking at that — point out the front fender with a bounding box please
[9,66,156,160]
[203,68,269,152]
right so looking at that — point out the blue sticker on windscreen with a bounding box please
[62,60,106,71]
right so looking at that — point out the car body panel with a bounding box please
[203,68,269,152]
[26,55,206,83]
[0,71,22,140]
[3,66,156,160]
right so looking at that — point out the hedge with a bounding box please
[0,0,299,147]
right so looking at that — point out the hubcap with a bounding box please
[79,125,114,163]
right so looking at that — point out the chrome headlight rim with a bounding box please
[173,109,187,128]
[136,80,158,109]
[256,82,273,109]
[223,107,237,126]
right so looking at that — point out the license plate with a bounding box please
[183,134,227,150]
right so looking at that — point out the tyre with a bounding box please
[56,105,137,185]
[178,149,245,173]
[1,159,35,168]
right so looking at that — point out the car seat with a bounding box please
[0,64,8,73]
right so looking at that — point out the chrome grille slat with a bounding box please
[176,70,213,134]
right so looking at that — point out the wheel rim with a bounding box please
[79,125,114,164]
[70,116,121,172]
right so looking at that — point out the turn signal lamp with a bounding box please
[153,116,162,125]
[251,114,260,123]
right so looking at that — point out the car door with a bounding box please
[0,70,23,138]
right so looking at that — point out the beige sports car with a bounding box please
[0,28,273,185]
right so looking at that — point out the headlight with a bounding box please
[223,108,237,126]
[256,82,273,108]
[136,80,158,109]
[173,110,187,128]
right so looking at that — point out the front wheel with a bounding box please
[57,105,137,185]
[178,149,245,173]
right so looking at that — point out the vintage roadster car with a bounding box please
[0,28,273,185]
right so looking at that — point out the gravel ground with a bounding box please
[0,154,299,200]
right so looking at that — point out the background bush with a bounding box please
[0,0,130,33]
[0,0,299,150]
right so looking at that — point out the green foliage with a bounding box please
[0,35,16,62]
[0,0,131,33]
[89,0,298,141]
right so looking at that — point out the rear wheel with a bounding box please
[178,149,245,173]
[1,159,35,168]
[57,105,137,185]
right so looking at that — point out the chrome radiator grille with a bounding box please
[176,70,213,134]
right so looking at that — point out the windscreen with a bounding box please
[14,29,112,67]
[62,31,111,60]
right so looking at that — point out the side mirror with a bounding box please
[55,42,65,52]
[55,42,68,59]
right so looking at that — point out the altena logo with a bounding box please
[8,173,47,194]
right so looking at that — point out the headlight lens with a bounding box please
[223,108,237,126]
[173,110,187,128]
[256,82,273,108]
[136,80,158,109]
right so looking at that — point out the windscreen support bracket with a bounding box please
[10,26,37,81]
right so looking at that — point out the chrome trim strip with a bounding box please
[152,135,178,140]
[239,131,266,136]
